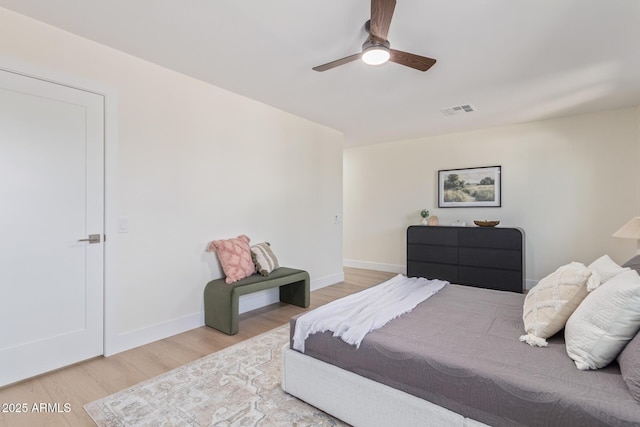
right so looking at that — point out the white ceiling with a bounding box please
[2,0,639,147]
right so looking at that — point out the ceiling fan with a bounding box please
[312,0,437,72]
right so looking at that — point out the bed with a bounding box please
[281,269,640,427]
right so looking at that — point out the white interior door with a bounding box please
[0,69,104,387]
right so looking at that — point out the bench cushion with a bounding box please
[228,267,307,295]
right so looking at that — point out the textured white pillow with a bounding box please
[519,262,593,347]
[588,255,630,289]
[565,270,640,370]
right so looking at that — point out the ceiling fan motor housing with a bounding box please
[362,39,391,65]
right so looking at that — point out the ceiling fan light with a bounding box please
[362,43,390,66]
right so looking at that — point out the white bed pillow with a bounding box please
[519,262,593,347]
[588,255,630,289]
[565,270,640,370]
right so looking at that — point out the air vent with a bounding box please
[440,104,477,117]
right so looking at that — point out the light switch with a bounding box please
[118,217,129,233]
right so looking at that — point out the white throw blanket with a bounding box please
[292,274,447,352]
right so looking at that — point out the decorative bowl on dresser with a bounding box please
[473,220,500,227]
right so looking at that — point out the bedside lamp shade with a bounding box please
[612,217,640,254]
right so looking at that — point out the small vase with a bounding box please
[421,217,429,225]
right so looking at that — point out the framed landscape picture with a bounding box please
[438,166,501,208]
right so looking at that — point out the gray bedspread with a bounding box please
[290,284,640,427]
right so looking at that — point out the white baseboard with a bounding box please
[525,279,537,291]
[343,259,405,274]
[238,271,344,313]
[311,271,345,291]
[109,270,345,356]
[108,311,203,356]
[238,288,280,314]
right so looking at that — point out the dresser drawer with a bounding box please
[407,244,458,264]
[458,266,523,292]
[459,247,522,271]
[459,227,523,249]
[407,226,458,246]
[407,261,458,283]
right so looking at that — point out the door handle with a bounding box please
[78,234,101,244]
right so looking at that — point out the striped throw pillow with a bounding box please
[251,242,280,276]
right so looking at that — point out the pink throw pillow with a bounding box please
[208,235,256,284]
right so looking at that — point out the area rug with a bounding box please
[84,325,347,426]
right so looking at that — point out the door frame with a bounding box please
[0,56,120,356]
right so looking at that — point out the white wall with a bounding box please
[0,8,343,354]
[345,108,640,288]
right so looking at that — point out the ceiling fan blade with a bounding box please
[389,49,437,72]
[370,0,396,41]
[312,53,362,72]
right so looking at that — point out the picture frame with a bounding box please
[438,166,501,208]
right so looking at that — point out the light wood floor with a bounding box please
[0,267,395,427]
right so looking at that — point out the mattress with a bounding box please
[290,284,640,427]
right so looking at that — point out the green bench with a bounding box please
[204,267,310,335]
